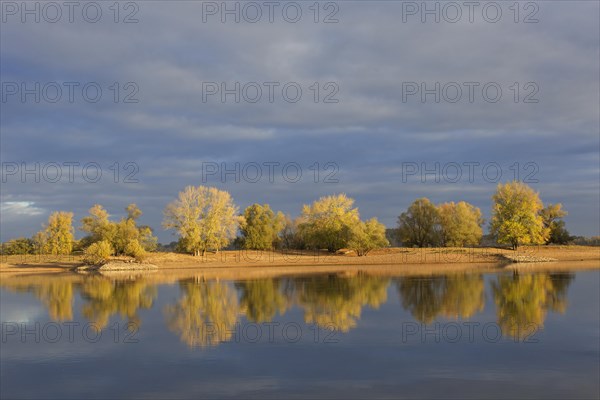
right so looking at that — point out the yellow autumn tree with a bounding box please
[438,201,484,247]
[298,194,360,252]
[35,211,75,255]
[490,181,546,250]
[348,217,389,256]
[163,186,239,256]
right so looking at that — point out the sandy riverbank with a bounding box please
[0,246,597,280]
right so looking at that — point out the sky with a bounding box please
[1,0,599,243]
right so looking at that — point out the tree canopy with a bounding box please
[163,186,239,256]
[490,181,546,249]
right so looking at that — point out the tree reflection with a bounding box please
[236,279,289,323]
[396,274,485,323]
[2,278,76,321]
[492,272,573,338]
[295,274,389,332]
[80,276,156,329]
[165,278,240,347]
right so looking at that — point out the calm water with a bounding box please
[1,268,599,399]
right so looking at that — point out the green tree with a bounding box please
[490,181,546,250]
[163,186,239,256]
[240,204,285,250]
[298,194,360,252]
[36,211,75,255]
[438,201,484,247]
[1,237,34,255]
[348,218,389,256]
[397,198,441,247]
[280,215,305,250]
[540,203,570,244]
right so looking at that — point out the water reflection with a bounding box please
[492,272,573,338]
[2,277,76,321]
[0,270,575,347]
[396,274,485,323]
[80,276,157,329]
[164,279,239,347]
[236,279,289,323]
[296,274,389,332]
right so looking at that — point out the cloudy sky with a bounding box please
[1,0,598,242]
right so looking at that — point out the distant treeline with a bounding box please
[1,181,593,260]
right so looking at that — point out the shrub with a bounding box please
[124,239,146,262]
[83,240,113,264]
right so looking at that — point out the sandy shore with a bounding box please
[0,246,597,280]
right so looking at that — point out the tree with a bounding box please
[490,181,546,250]
[36,211,75,255]
[1,237,34,255]
[83,240,113,264]
[163,186,239,256]
[540,203,570,244]
[240,204,285,250]
[298,194,360,252]
[80,204,116,244]
[438,201,484,247]
[126,203,143,221]
[80,203,157,258]
[280,215,305,250]
[348,218,389,256]
[397,198,441,247]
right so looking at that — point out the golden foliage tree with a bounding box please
[438,201,484,247]
[163,186,239,256]
[298,194,360,252]
[36,211,75,255]
[240,204,285,250]
[490,181,546,250]
[348,218,389,256]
